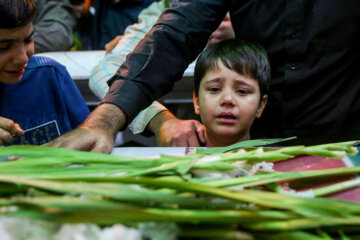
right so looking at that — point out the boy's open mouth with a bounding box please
[217,112,237,118]
[216,112,237,124]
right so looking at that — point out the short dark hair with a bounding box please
[194,39,271,98]
[0,0,37,29]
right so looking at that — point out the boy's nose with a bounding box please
[12,45,29,66]
[220,91,235,107]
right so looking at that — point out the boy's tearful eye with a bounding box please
[208,86,221,93]
[236,89,249,95]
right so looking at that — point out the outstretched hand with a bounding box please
[0,117,24,146]
[44,126,114,153]
[44,104,126,153]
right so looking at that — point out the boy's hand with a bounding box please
[0,117,24,146]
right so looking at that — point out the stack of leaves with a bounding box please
[0,139,360,240]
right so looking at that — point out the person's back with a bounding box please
[223,1,360,145]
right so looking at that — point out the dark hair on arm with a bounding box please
[0,0,37,29]
[194,39,271,98]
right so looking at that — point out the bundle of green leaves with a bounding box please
[0,139,359,240]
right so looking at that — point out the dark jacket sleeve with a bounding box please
[33,0,76,53]
[101,0,227,127]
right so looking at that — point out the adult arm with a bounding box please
[88,0,164,99]
[88,1,169,139]
[102,0,227,127]
[33,0,76,53]
[89,0,207,147]
[46,0,226,152]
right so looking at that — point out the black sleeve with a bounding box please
[101,0,227,127]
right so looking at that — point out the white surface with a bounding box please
[35,51,105,80]
[35,51,195,80]
[111,147,188,158]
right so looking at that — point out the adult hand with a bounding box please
[207,14,235,46]
[157,118,206,147]
[105,35,124,54]
[45,104,126,153]
[149,110,206,147]
[0,117,24,146]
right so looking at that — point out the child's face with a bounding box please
[0,22,34,84]
[193,60,267,146]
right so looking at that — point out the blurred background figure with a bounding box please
[33,0,76,53]
[69,0,93,51]
[70,0,90,18]
[91,0,157,50]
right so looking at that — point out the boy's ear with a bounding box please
[256,95,268,118]
[193,92,200,115]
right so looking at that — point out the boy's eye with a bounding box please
[24,37,33,44]
[208,87,221,93]
[237,89,249,95]
[0,44,11,51]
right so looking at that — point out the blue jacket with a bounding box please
[0,56,90,145]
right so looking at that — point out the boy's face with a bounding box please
[193,60,267,145]
[0,22,34,84]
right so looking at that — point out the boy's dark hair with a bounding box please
[194,39,271,98]
[0,0,37,29]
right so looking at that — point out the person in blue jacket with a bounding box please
[0,0,90,146]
